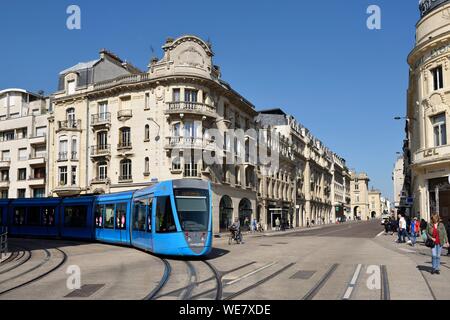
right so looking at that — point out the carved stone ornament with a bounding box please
[155,86,164,101]
[178,46,205,68]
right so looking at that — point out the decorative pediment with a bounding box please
[178,46,205,68]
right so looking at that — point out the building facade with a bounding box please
[368,189,382,219]
[48,36,258,234]
[407,0,450,222]
[350,172,370,220]
[0,89,49,199]
[2,34,375,233]
[392,156,405,209]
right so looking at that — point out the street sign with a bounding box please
[406,197,414,205]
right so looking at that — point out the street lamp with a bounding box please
[394,116,416,121]
[147,118,161,142]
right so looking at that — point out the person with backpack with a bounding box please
[409,217,419,247]
[426,214,449,275]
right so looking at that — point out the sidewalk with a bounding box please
[213,220,363,242]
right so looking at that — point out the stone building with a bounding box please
[350,172,370,220]
[406,0,450,221]
[0,89,49,199]
[48,35,258,234]
[368,189,382,219]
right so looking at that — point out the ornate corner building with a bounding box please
[1,35,366,234]
[407,0,450,221]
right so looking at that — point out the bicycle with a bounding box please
[228,228,243,245]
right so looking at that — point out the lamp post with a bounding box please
[147,118,161,142]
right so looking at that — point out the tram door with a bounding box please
[131,196,153,251]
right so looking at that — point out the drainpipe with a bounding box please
[86,97,90,193]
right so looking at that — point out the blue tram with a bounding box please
[0,179,212,257]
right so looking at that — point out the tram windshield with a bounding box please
[174,189,209,232]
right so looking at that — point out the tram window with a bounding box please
[147,198,153,232]
[0,207,2,225]
[95,205,104,228]
[133,199,147,232]
[64,206,87,228]
[104,204,115,229]
[14,208,26,226]
[116,203,127,230]
[156,196,176,233]
[28,207,41,226]
[42,207,55,226]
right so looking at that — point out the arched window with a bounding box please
[144,157,149,174]
[119,127,131,148]
[172,156,181,171]
[120,159,132,181]
[145,125,150,141]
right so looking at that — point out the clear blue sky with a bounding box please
[0,0,420,200]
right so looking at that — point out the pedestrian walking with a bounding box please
[409,217,419,247]
[307,218,310,228]
[426,214,449,275]
[397,214,406,243]
[447,219,450,256]
[252,219,257,233]
[275,217,281,231]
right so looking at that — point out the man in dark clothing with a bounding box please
[447,220,450,256]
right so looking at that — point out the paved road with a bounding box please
[1,221,449,300]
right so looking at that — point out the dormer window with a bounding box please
[67,80,76,95]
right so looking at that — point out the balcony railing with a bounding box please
[91,145,111,157]
[119,175,132,182]
[166,102,216,117]
[91,177,110,184]
[165,137,214,149]
[117,142,132,150]
[91,113,111,126]
[71,151,78,160]
[58,120,81,131]
[58,152,68,161]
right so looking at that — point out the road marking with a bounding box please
[225,262,277,285]
[350,264,362,285]
[342,264,362,300]
[343,287,354,300]
[376,231,384,237]
[399,248,415,253]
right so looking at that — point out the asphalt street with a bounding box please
[0,220,448,300]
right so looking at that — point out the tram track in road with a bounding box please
[0,246,68,297]
[380,265,390,300]
[0,247,31,274]
[302,263,339,300]
[418,267,437,300]
[144,258,172,300]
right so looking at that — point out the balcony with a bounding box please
[0,160,10,168]
[28,176,46,186]
[57,120,81,132]
[29,154,47,167]
[413,145,450,167]
[0,179,9,188]
[165,102,217,119]
[91,113,111,129]
[117,110,132,121]
[117,142,133,151]
[57,152,68,162]
[29,135,46,146]
[91,145,111,158]
[54,185,82,197]
[71,151,78,161]
[164,137,215,151]
[118,175,133,183]
[91,177,110,185]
